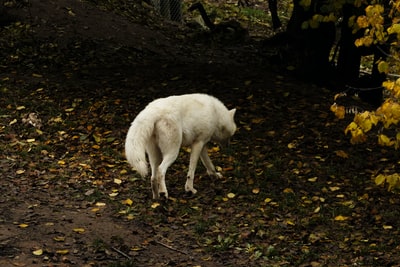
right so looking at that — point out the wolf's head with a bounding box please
[214,108,236,146]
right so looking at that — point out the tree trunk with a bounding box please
[336,4,362,85]
[285,0,336,83]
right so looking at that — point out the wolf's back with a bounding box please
[125,116,154,177]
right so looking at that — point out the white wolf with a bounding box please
[125,93,236,199]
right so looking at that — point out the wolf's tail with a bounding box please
[124,118,154,177]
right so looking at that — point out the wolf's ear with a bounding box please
[229,108,236,119]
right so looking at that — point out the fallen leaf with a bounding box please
[227,192,236,198]
[334,215,349,221]
[335,150,349,158]
[19,223,29,228]
[123,198,133,206]
[54,236,66,242]
[151,202,160,209]
[56,249,69,254]
[32,249,43,256]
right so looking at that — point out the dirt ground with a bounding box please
[1,1,400,267]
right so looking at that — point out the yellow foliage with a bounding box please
[375,173,400,191]
[355,35,374,47]
[388,23,400,38]
[378,134,394,147]
[377,60,389,74]
[356,15,369,28]
[353,111,378,132]
[365,5,384,22]
[330,103,345,119]
[330,1,400,149]
[345,122,367,144]
[375,174,386,186]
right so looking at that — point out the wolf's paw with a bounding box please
[184,186,197,195]
[207,170,223,178]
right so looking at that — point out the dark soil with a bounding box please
[1,1,400,267]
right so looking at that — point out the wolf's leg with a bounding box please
[185,142,204,194]
[200,146,223,178]
[147,142,162,199]
[156,119,181,199]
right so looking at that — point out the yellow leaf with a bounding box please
[335,150,349,158]
[209,146,220,152]
[114,178,122,185]
[109,192,119,197]
[283,188,294,193]
[73,228,85,233]
[378,61,389,74]
[56,249,69,255]
[95,202,106,207]
[285,220,296,226]
[227,192,236,199]
[9,118,17,125]
[123,198,133,206]
[53,236,66,242]
[93,133,101,143]
[386,174,400,191]
[16,169,25,175]
[264,198,272,203]
[356,15,369,28]
[252,188,260,194]
[330,104,345,119]
[151,202,160,209]
[19,223,29,228]
[375,174,386,186]
[334,215,349,221]
[378,134,393,147]
[287,142,296,149]
[32,249,43,256]
[307,177,318,182]
[383,225,393,230]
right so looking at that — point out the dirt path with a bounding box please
[1,1,400,267]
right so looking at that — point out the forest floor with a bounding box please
[1,1,400,266]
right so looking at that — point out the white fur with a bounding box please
[125,93,236,199]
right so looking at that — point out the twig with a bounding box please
[111,246,132,260]
[154,240,193,259]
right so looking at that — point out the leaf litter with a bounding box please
[1,0,400,266]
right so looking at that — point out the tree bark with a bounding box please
[285,0,336,83]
